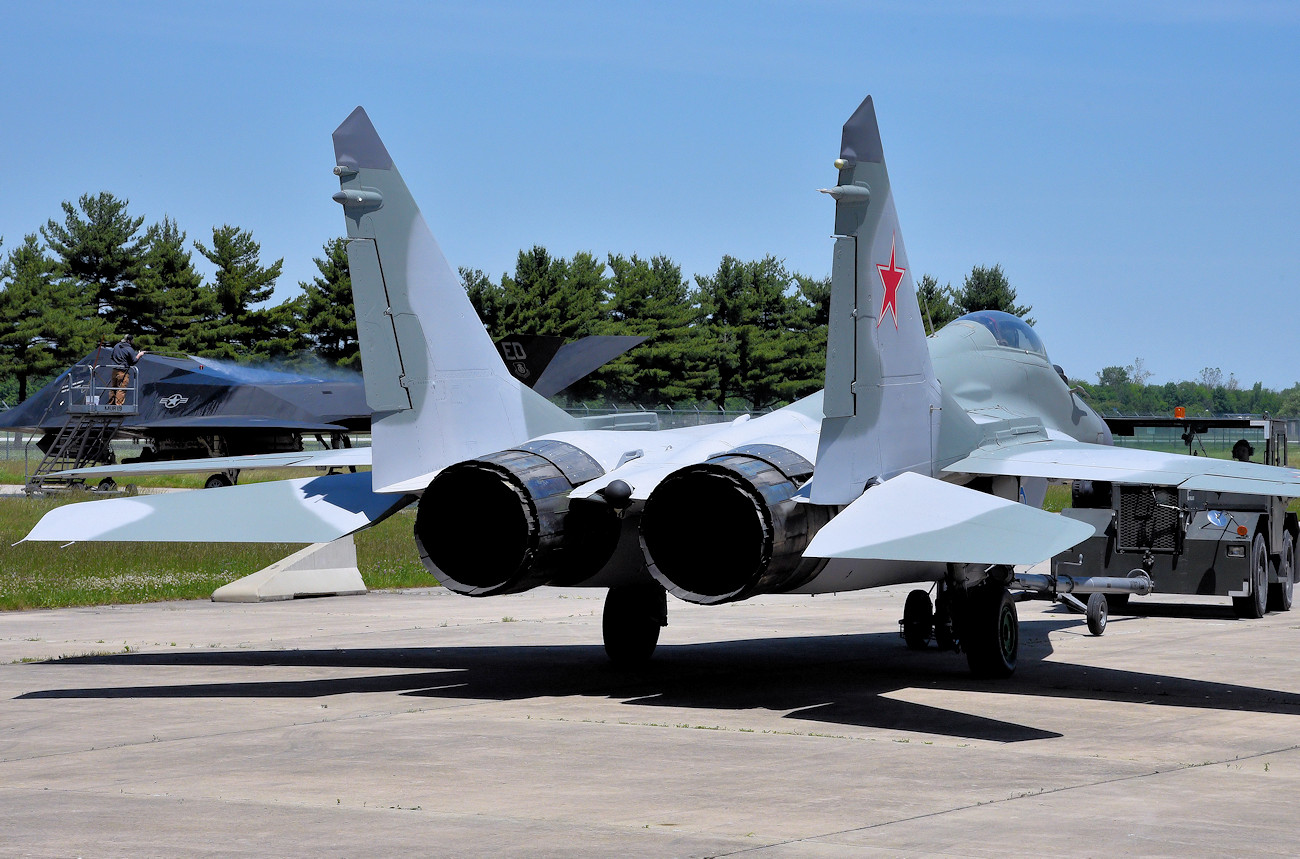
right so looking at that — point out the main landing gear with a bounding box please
[602,583,668,667]
[900,566,1019,678]
[204,469,239,489]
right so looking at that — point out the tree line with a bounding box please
[0,190,1038,408]
[1073,359,1300,418]
[9,190,1290,416]
[0,192,353,403]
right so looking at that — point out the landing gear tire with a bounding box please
[204,473,234,489]
[603,584,667,667]
[1267,531,1294,613]
[902,589,934,650]
[1234,533,1269,619]
[1086,592,1108,636]
[963,585,1018,678]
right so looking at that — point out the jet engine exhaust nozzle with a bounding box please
[414,441,617,596]
[639,446,830,605]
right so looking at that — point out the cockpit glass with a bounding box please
[957,310,1047,358]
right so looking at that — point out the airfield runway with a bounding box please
[3,583,1299,858]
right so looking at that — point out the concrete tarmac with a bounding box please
[3,584,1299,857]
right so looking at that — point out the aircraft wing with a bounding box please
[804,471,1095,565]
[50,448,372,479]
[22,471,409,544]
[946,439,1300,496]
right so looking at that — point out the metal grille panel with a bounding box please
[1117,485,1179,553]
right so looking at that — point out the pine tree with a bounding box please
[597,253,702,405]
[295,238,359,368]
[694,255,815,409]
[498,246,563,336]
[0,235,106,402]
[193,225,286,360]
[461,267,505,338]
[791,272,831,382]
[953,264,1033,323]
[134,217,215,353]
[915,273,961,333]
[41,192,146,328]
[497,246,605,341]
[557,251,607,342]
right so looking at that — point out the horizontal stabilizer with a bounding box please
[50,448,371,479]
[23,471,410,544]
[804,471,1095,565]
[948,439,1300,497]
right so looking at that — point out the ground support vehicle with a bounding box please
[1052,416,1297,619]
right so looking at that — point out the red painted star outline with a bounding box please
[876,233,905,330]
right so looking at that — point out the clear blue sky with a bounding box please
[2,1,1297,388]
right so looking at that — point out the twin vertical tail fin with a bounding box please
[810,96,942,506]
[331,108,576,493]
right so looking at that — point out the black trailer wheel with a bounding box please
[1234,533,1269,619]
[902,589,934,650]
[602,584,667,667]
[1086,592,1108,636]
[963,585,1018,678]
[96,477,117,492]
[204,473,234,489]
[1268,531,1295,613]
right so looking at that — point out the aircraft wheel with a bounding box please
[962,585,1018,678]
[602,584,667,667]
[1268,531,1294,613]
[1233,533,1269,619]
[204,473,234,489]
[1085,592,1108,636]
[97,477,117,492]
[902,589,933,649]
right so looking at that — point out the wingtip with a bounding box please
[332,106,394,171]
[840,95,884,164]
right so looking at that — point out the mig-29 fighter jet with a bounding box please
[26,96,1300,677]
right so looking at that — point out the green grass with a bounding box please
[0,457,315,489]
[1043,484,1070,513]
[0,496,433,610]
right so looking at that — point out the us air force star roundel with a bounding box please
[876,233,905,330]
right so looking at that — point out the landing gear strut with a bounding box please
[602,584,667,667]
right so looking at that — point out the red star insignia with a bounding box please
[876,234,905,329]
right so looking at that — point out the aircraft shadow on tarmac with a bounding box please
[20,614,1300,743]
